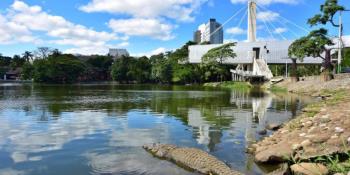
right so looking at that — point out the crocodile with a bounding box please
[143,143,242,175]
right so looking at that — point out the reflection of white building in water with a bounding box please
[187,91,299,148]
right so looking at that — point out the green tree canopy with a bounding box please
[201,43,236,82]
[308,0,344,27]
[33,54,86,83]
[288,28,333,61]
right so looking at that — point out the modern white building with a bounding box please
[195,18,224,44]
[188,0,333,81]
[108,49,129,59]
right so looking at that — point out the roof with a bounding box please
[189,40,324,64]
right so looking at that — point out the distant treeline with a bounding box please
[0,42,232,84]
[1,42,349,84]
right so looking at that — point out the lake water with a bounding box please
[0,83,312,175]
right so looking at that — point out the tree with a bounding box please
[201,42,236,82]
[150,53,173,84]
[168,41,198,84]
[35,47,52,59]
[32,54,86,83]
[111,56,134,83]
[131,56,152,83]
[289,0,344,81]
[22,51,34,62]
[21,62,34,80]
[86,55,113,80]
[10,55,26,68]
[0,54,11,67]
[308,0,344,27]
[51,49,62,57]
[288,29,334,80]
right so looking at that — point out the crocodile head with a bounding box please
[143,143,177,158]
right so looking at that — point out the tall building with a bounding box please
[193,30,202,44]
[194,18,223,44]
[108,48,129,59]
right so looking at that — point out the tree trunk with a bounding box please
[321,49,334,81]
[291,58,299,82]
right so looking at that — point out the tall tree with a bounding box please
[201,42,236,82]
[22,51,34,62]
[35,47,52,59]
[289,0,344,81]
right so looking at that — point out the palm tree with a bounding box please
[22,51,33,62]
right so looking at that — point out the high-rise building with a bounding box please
[193,30,202,44]
[108,48,129,59]
[194,18,223,44]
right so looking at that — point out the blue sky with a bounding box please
[0,0,349,57]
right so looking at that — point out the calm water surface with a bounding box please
[0,84,313,175]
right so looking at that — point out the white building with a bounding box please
[108,49,129,59]
[196,18,224,44]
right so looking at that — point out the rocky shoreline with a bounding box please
[251,77,350,175]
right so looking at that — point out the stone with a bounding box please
[311,135,330,143]
[300,133,307,137]
[246,147,255,154]
[330,135,338,139]
[308,127,316,133]
[290,163,328,175]
[280,130,289,134]
[320,115,331,123]
[304,121,313,127]
[335,127,344,133]
[292,144,301,150]
[301,139,312,147]
[258,129,267,135]
[266,123,282,131]
[267,163,289,175]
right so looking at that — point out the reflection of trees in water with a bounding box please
[0,84,308,152]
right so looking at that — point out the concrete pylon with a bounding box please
[248,0,257,42]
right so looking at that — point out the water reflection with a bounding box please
[0,84,311,175]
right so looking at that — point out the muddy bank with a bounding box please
[253,77,350,174]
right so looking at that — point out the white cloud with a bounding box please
[0,14,39,44]
[230,0,298,5]
[226,27,246,35]
[108,18,174,41]
[134,47,172,57]
[80,0,207,22]
[274,27,287,34]
[0,0,126,55]
[257,11,280,22]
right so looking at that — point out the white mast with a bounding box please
[248,0,257,42]
[337,11,343,73]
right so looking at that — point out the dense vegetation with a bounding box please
[0,41,233,84]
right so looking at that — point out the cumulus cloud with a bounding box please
[134,47,172,57]
[257,11,280,22]
[0,0,126,55]
[230,0,299,5]
[226,27,246,35]
[108,18,174,41]
[274,27,287,34]
[80,0,207,22]
[0,14,40,44]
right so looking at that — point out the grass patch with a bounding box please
[269,85,288,93]
[203,81,252,90]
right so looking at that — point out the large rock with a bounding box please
[267,163,289,175]
[266,123,283,131]
[290,163,328,175]
[255,142,293,163]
